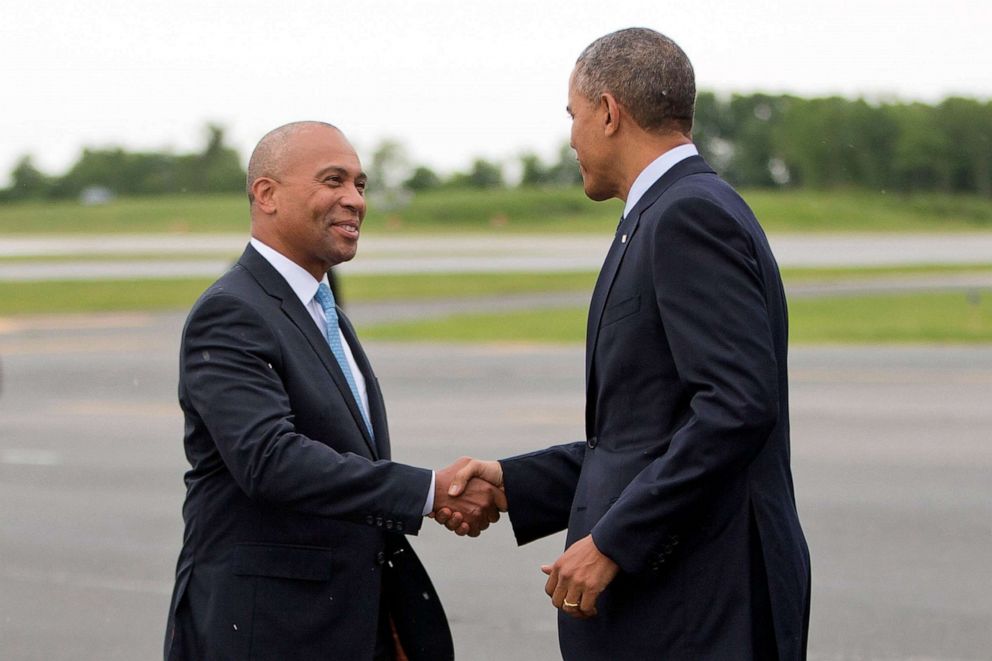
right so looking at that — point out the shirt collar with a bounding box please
[249,237,330,307]
[622,143,699,219]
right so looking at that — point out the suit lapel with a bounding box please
[338,311,388,460]
[238,245,379,459]
[584,156,716,423]
[585,213,640,389]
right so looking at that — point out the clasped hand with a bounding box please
[432,457,506,537]
[433,457,620,619]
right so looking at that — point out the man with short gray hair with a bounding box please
[442,28,811,660]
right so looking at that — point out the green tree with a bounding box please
[403,165,442,191]
[448,158,504,189]
[6,155,52,200]
[936,98,992,196]
[195,124,246,193]
[519,152,549,186]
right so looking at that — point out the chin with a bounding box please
[582,179,614,202]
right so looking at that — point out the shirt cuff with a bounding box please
[422,470,436,516]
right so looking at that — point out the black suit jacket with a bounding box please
[501,156,810,660]
[165,245,453,660]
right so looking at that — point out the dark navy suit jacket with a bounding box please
[502,156,810,660]
[165,245,453,660]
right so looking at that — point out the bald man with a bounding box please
[164,122,504,661]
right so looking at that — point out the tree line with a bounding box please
[693,93,991,196]
[2,93,989,203]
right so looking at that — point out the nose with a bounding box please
[341,184,366,215]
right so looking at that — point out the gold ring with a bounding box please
[563,600,579,608]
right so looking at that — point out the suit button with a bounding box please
[366,515,374,526]
[385,520,394,531]
[586,436,598,449]
[375,516,384,527]
[396,521,404,532]
[375,551,386,565]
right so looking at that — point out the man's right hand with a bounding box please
[432,458,505,536]
[433,457,505,537]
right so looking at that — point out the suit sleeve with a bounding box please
[500,442,586,545]
[181,292,432,532]
[591,196,780,573]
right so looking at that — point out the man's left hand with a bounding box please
[541,534,619,619]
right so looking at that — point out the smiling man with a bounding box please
[164,122,505,661]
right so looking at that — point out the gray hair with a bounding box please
[574,28,695,134]
[246,121,339,202]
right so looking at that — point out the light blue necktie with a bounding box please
[314,283,374,439]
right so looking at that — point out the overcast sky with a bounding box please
[3,0,990,186]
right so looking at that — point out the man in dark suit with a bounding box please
[164,121,504,661]
[442,28,810,660]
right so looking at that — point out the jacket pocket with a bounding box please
[601,294,641,327]
[232,543,333,581]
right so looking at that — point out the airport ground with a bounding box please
[1,308,989,660]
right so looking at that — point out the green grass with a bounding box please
[340,271,597,301]
[744,189,992,233]
[789,291,992,343]
[0,187,989,234]
[2,268,991,318]
[360,307,589,343]
[780,264,992,282]
[0,194,247,234]
[359,291,992,345]
[0,278,214,315]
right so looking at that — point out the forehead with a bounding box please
[283,126,363,176]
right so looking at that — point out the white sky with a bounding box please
[2,0,990,186]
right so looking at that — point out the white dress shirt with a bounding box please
[623,143,699,219]
[249,238,435,514]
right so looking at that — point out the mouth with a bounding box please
[331,221,361,240]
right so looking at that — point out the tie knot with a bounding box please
[315,282,336,314]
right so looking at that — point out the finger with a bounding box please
[433,507,452,524]
[447,460,480,497]
[493,489,508,512]
[487,510,501,524]
[444,512,464,531]
[579,590,599,618]
[544,565,559,597]
[540,564,552,575]
[550,584,569,610]
[561,591,584,618]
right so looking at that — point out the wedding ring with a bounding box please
[563,600,579,608]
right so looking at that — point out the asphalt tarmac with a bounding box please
[1,312,990,660]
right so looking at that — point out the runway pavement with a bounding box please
[0,311,989,660]
[3,232,992,280]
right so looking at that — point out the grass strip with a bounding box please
[0,278,215,315]
[358,291,992,345]
[1,187,990,234]
[2,269,991,316]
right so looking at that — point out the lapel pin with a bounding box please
[621,234,628,244]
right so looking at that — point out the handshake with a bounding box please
[431,457,505,537]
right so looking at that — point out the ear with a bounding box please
[601,93,621,137]
[250,177,278,214]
